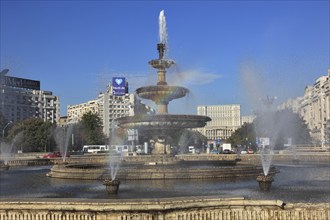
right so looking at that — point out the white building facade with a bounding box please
[196,104,241,141]
[241,115,256,125]
[67,83,151,137]
[278,69,330,145]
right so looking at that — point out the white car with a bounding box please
[240,150,247,154]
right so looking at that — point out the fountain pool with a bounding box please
[1,162,329,203]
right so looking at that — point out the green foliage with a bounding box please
[69,123,85,151]
[254,109,311,148]
[229,109,312,150]
[81,112,105,145]
[7,118,54,152]
[228,122,257,150]
[229,110,311,149]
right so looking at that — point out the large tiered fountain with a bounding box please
[116,11,210,155]
[46,11,276,190]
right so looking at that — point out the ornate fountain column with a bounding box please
[157,43,167,86]
[157,101,169,114]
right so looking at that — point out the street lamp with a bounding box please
[260,95,277,109]
[2,121,13,138]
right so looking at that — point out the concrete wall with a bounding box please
[0,197,329,220]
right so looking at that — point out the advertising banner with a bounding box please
[112,77,126,96]
[2,76,40,90]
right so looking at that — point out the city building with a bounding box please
[67,99,100,124]
[241,115,256,125]
[278,69,330,145]
[59,116,68,127]
[196,104,241,141]
[0,69,60,124]
[67,78,153,136]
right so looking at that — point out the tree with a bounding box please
[273,109,311,146]
[252,109,311,150]
[81,112,105,145]
[228,122,257,150]
[7,118,54,152]
[229,109,311,150]
[69,123,85,151]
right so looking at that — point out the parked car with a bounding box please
[247,150,254,154]
[240,150,247,154]
[222,149,232,154]
[43,152,71,158]
[43,152,61,159]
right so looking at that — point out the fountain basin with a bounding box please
[148,59,175,69]
[46,160,278,181]
[115,114,211,132]
[136,86,189,103]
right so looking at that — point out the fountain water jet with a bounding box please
[255,96,278,191]
[0,142,11,170]
[0,132,23,171]
[54,125,73,163]
[104,120,123,194]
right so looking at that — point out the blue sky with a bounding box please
[1,1,329,116]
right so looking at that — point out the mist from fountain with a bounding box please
[239,63,279,176]
[259,145,274,176]
[291,144,298,160]
[108,120,123,181]
[0,132,23,165]
[0,142,13,165]
[54,125,73,163]
[177,131,190,154]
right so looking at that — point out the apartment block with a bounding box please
[67,82,152,137]
[278,69,330,144]
[0,70,60,124]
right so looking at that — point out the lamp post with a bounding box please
[260,95,277,109]
[2,121,13,139]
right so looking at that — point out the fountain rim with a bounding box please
[114,114,211,131]
[136,85,189,93]
[115,114,211,123]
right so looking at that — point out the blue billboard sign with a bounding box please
[112,77,126,96]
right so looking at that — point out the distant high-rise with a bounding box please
[0,69,60,124]
[67,79,153,136]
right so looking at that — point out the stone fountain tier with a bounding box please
[115,114,211,132]
[136,85,189,103]
[46,162,278,180]
[149,59,175,70]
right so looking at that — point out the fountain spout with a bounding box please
[157,43,166,59]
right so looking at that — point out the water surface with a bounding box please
[1,163,329,203]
